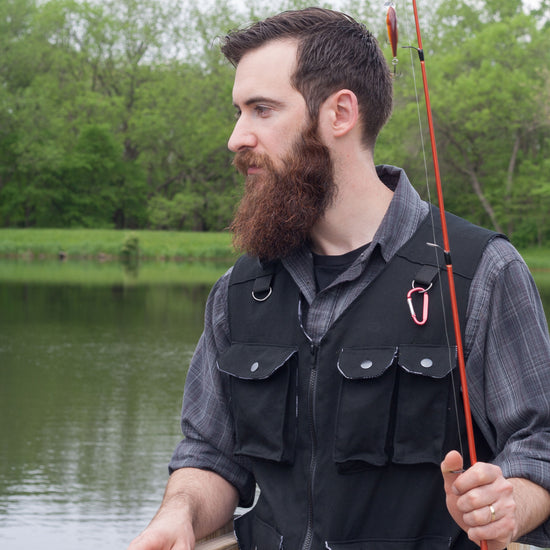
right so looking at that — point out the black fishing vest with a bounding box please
[218,209,501,550]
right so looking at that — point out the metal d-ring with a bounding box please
[252,287,272,302]
[412,281,433,293]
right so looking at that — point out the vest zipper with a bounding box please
[302,341,319,550]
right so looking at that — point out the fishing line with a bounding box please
[397,1,466,461]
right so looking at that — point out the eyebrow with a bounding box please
[233,96,285,109]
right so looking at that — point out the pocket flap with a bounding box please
[337,347,397,380]
[326,535,452,549]
[398,345,455,379]
[217,343,298,380]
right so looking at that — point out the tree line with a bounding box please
[1,0,549,246]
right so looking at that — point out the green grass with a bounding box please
[2,228,549,266]
[0,228,237,261]
[0,258,232,286]
[519,247,550,271]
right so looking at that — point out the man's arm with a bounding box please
[441,451,550,550]
[511,477,550,539]
[461,239,550,546]
[128,468,239,550]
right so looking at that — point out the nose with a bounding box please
[228,117,257,152]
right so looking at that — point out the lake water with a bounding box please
[1,262,549,550]
[0,276,213,550]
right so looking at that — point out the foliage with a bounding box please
[0,0,243,230]
[378,0,550,246]
[0,0,549,247]
[120,231,140,275]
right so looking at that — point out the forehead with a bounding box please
[232,39,301,104]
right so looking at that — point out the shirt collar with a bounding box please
[370,164,429,262]
[282,166,429,301]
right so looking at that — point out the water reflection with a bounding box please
[0,283,211,549]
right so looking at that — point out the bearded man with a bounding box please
[128,8,550,550]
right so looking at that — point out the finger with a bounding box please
[441,449,463,474]
[466,517,514,550]
[462,503,514,550]
[462,502,498,528]
[441,450,464,493]
[453,461,502,497]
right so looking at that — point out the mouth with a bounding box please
[233,151,268,178]
[247,165,262,176]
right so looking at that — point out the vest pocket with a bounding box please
[392,345,454,465]
[325,535,452,549]
[334,347,398,467]
[217,343,298,463]
[334,345,455,468]
[234,512,284,550]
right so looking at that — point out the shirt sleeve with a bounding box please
[168,268,256,508]
[465,237,550,546]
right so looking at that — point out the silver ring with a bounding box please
[252,287,272,302]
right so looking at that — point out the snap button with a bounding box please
[420,358,433,368]
[360,360,373,370]
[250,361,259,372]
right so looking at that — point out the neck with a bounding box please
[310,158,393,256]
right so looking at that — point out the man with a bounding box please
[128,8,550,550]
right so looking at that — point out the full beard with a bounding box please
[230,123,335,262]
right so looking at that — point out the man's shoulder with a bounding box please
[477,235,528,277]
[205,265,234,310]
[468,232,533,312]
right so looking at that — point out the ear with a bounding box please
[320,89,359,138]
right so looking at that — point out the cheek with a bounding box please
[271,127,302,160]
[260,111,309,167]
[261,139,290,170]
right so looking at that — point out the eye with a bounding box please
[234,109,242,121]
[254,105,272,117]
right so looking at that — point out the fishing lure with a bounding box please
[385,2,399,73]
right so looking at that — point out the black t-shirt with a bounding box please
[312,243,370,291]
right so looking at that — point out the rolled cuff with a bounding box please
[169,436,256,508]
[495,445,550,546]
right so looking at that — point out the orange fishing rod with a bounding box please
[388,2,487,549]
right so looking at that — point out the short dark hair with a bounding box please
[221,7,393,149]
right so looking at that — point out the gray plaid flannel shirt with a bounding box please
[169,165,550,546]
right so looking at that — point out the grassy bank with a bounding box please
[1,228,550,272]
[519,247,550,271]
[0,228,236,261]
[0,258,233,285]
[1,228,549,266]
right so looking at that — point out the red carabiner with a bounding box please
[407,286,429,326]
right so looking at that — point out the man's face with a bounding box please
[228,40,335,261]
[228,39,309,170]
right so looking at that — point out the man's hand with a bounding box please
[126,468,239,550]
[127,504,196,550]
[441,450,517,550]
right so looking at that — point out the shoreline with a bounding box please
[0,228,237,262]
[1,227,549,271]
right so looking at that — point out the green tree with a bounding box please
[433,1,550,241]
[1,0,549,243]
[376,0,550,246]
[0,0,180,227]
